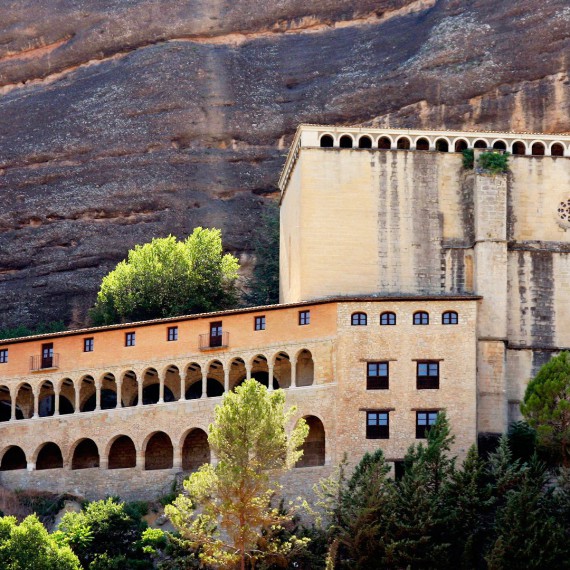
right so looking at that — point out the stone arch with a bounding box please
[296,349,314,387]
[250,354,279,389]
[228,357,247,391]
[397,136,411,150]
[15,382,34,419]
[358,135,372,149]
[71,438,100,470]
[183,362,202,400]
[0,446,27,471]
[38,380,56,417]
[144,431,173,470]
[473,139,488,149]
[454,138,468,152]
[35,442,63,470]
[57,378,75,415]
[78,375,96,412]
[492,139,507,150]
[319,134,334,148]
[296,416,325,468]
[339,134,354,148]
[512,141,526,155]
[415,137,430,151]
[435,138,450,152]
[162,364,182,401]
[120,370,138,407]
[0,385,13,422]
[107,435,137,469]
[531,141,545,156]
[181,428,210,471]
[97,372,118,410]
[272,351,292,389]
[377,136,392,150]
[550,142,565,157]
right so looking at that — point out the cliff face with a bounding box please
[0,0,569,328]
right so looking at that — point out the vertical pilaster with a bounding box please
[201,371,208,398]
[290,358,297,388]
[224,368,230,393]
[54,388,60,416]
[268,364,274,391]
[158,371,165,404]
[95,383,101,411]
[116,380,123,408]
[32,388,39,419]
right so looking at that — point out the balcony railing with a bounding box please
[30,353,60,371]
[199,332,229,351]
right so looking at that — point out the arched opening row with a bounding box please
[319,134,568,156]
[0,350,315,421]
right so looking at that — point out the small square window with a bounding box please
[416,411,438,438]
[367,361,389,390]
[380,312,396,325]
[366,411,389,439]
[413,311,429,325]
[442,311,458,325]
[417,361,439,389]
[167,326,178,341]
[125,332,136,347]
[254,316,266,331]
[0,349,7,364]
[299,310,310,326]
[83,338,94,352]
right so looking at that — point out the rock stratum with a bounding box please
[0,0,569,328]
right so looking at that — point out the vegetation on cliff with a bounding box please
[89,229,240,325]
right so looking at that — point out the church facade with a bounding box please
[0,125,568,499]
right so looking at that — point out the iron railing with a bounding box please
[30,353,59,371]
[199,332,229,350]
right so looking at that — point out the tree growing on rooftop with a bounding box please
[89,228,240,325]
[166,378,309,570]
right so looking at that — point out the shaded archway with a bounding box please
[454,139,468,152]
[339,135,353,148]
[319,134,333,148]
[0,446,26,471]
[121,370,138,407]
[58,378,75,415]
[531,142,545,156]
[493,140,507,150]
[415,137,430,151]
[474,139,488,149]
[140,368,160,405]
[435,138,449,152]
[358,135,372,149]
[551,143,564,157]
[15,383,34,419]
[296,416,325,468]
[0,385,13,422]
[378,136,391,150]
[296,349,314,387]
[183,363,202,400]
[397,137,410,150]
[71,439,100,470]
[164,365,182,401]
[36,443,63,470]
[273,352,292,389]
[182,429,210,471]
[145,432,173,470]
[108,436,136,469]
[512,141,526,155]
[78,375,96,412]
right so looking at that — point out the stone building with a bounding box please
[0,125,568,499]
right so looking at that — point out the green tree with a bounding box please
[521,351,570,466]
[57,498,150,569]
[166,379,309,570]
[0,514,80,570]
[478,151,510,174]
[245,203,280,307]
[89,228,240,325]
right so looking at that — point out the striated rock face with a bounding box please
[0,0,569,328]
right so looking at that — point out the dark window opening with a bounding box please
[413,311,429,325]
[442,311,458,325]
[83,338,94,352]
[358,136,372,149]
[416,411,438,438]
[320,134,334,148]
[254,316,266,331]
[417,361,440,390]
[299,310,310,326]
[474,140,487,149]
[0,349,7,364]
[167,326,178,341]
[435,139,449,152]
[394,460,405,481]
[367,411,389,439]
[125,332,136,347]
[380,312,396,325]
[551,143,564,157]
[512,141,526,155]
[209,321,223,347]
[493,141,507,150]
[41,343,54,369]
[367,362,389,390]
[454,140,468,152]
[416,138,430,151]
[351,312,367,326]
[339,135,353,149]
[397,137,410,150]
[531,142,545,156]
[378,137,391,150]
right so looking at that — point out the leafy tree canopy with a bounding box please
[521,351,570,466]
[89,228,240,325]
[166,378,309,570]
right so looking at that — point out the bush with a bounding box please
[462,148,474,169]
[478,151,510,174]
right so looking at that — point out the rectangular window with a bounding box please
[367,361,389,390]
[0,349,7,364]
[299,310,310,325]
[254,316,266,331]
[83,338,94,352]
[41,343,54,369]
[366,411,389,439]
[125,332,136,347]
[416,411,438,439]
[393,460,405,481]
[417,361,439,389]
[167,326,178,341]
[209,321,223,347]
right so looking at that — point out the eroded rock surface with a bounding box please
[0,0,569,327]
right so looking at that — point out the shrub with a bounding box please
[462,148,474,169]
[478,151,510,174]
